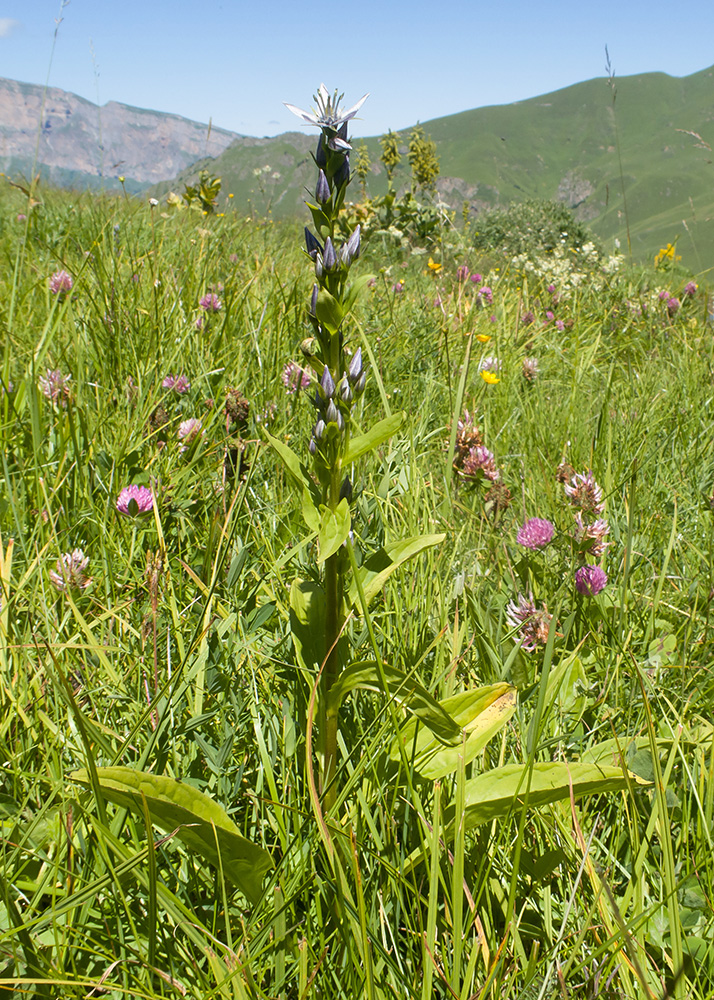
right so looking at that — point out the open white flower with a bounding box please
[285,84,368,134]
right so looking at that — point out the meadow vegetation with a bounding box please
[1,87,714,999]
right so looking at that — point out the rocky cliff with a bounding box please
[0,76,242,190]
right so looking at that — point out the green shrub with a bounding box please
[473,198,601,261]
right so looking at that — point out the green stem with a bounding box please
[321,328,347,812]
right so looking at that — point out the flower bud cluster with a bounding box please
[304,226,361,279]
[308,350,366,460]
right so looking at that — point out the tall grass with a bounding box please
[0,183,712,999]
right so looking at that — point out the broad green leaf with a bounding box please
[315,288,343,334]
[455,761,644,831]
[301,488,320,533]
[544,653,588,719]
[391,683,517,779]
[265,433,313,493]
[327,661,462,744]
[343,274,375,316]
[70,767,272,905]
[348,534,446,608]
[317,498,351,563]
[344,412,405,465]
[289,578,325,672]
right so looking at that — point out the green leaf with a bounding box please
[327,661,462,743]
[265,433,320,532]
[345,412,405,465]
[289,578,325,672]
[391,683,517,779]
[70,767,272,905]
[544,653,588,719]
[265,432,313,492]
[301,488,320,533]
[343,274,375,316]
[348,534,445,608]
[315,288,343,335]
[317,498,351,564]
[455,761,642,830]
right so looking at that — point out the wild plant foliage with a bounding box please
[0,84,712,1000]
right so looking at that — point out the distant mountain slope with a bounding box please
[0,76,243,191]
[2,68,713,268]
[162,66,714,268]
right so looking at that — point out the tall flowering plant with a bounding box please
[272,87,456,810]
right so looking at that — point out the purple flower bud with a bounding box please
[323,237,337,271]
[321,366,335,398]
[326,400,340,425]
[348,348,363,382]
[314,256,324,279]
[309,437,317,456]
[314,419,326,441]
[309,284,319,316]
[334,155,350,188]
[316,169,330,205]
[304,227,323,260]
[339,377,352,403]
[341,225,361,266]
[575,564,608,596]
[516,518,555,550]
[355,371,366,395]
[116,485,154,516]
[315,134,327,168]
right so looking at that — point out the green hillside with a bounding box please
[163,66,714,271]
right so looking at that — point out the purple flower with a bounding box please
[162,373,191,394]
[116,485,154,516]
[683,281,697,297]
[555,320,565,332]
[666,296,680,315]
[462,445,500,483]
[470,273,483,284]
[517,518,554,550]
[178,418,204,451]
[477,286,493,305]
[49,270,73,296]
[49,549,92,592]
[39,369,72,406]
[456,264,470,282]
[575,564,608,596]
[281,361,311,394]
[199,293,222,313]
[545,310,555,322]
[479,356,501,373]
[547,283,556,294]
[506,593,553,651]
[521,310,535,326]
[392,281,404,293]
[17,213,26,222]
[564,470,604,517]
[522,356,539,382]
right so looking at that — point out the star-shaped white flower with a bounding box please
[285,84,368,138]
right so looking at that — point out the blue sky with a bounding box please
[2,1,714,138]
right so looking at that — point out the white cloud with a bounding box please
[0,19,21,39]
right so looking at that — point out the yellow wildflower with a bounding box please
[427,257,442,273]
[481,371,500,385]
[476,334,491,343]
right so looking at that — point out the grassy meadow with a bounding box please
[1,166,714,1000]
